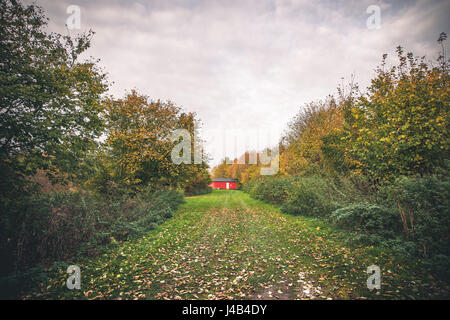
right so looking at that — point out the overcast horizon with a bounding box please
[27,0,450,167]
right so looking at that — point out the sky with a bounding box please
[26,0,449,167]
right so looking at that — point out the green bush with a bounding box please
[243,175,362,217]
[281,177,342,216]
[243,174,450,278]
[0,189,184,280]
[379,175,450,258]
[243,178,292,204]
[330,202,401,238]
[184,186,213,197]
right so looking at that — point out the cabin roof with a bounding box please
[211,178,237,182]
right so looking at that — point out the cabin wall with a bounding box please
[210,181,237,189]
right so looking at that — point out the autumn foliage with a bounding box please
[0,1,210,281]
[325,45,449,180]
[91,90,210,194]
[214,35,449,185]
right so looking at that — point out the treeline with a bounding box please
[214,35,449,280]
[212,152,265,185]
[0,0,210,291]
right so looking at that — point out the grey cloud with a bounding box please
[25,0,450,166]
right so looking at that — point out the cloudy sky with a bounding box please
[27,0,449,166]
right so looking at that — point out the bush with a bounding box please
[243,174,450,280]
[184,186,213,197]
[281,177,343,216]
[331,202,401,238]
[379,175,450,258]
[243,175,362,217]
[0,189,184,280]
[244,177,298,205]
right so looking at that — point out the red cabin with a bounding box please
[209,178,238,190]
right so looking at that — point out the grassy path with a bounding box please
[28,190,448,299]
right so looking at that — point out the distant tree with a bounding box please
[212,159,229,178]
[279,98,344,176]
[212,151,264,185]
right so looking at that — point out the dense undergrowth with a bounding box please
[242,174,450,282]
[18,191,450,300]
[184,186,213,197]
[0,0,209,299]
[0,189,184,298]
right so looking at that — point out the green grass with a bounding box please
[24,190,448,299]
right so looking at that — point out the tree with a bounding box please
[279,98,344,176]
[0,0,109,195]
[212,151,264,185]
[326,38,449,181]
[101,90,210,192]
[212,159,229,178]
